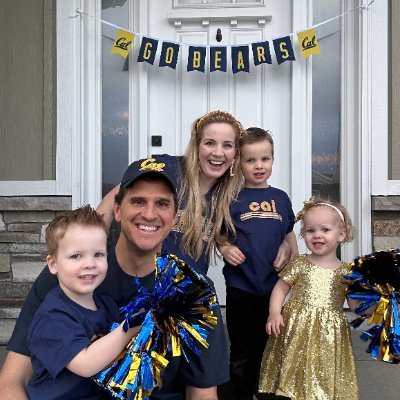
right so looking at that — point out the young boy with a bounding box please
[26,205,140,400]
[219,127,298,400]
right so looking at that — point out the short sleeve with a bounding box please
[279,257,302,286]
[28,308,91,379]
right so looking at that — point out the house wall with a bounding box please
[0,196,71,344]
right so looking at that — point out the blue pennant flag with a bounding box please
[231,45,250,74]
[273,36,295,65]
[252,41,272,66]
[187,46,206,72]
[137,37,159,65]
[159,41,180,69]
[210,46,227,72]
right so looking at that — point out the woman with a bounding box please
[98,110,290,273]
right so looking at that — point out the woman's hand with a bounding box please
[273,241,290,272]
[219,245,246,266]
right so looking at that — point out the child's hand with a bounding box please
[220,245,246,266]
[266,313,285,337]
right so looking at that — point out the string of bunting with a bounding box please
[71,1,375,74]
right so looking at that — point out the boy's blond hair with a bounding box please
[45,205,108,256]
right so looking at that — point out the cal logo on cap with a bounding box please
[140,158,166,172]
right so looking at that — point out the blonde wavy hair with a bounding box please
[179,110,244,262]
[298,198,355,243]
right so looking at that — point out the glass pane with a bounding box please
[101,1,129,198]
[0,0,56,181]
[312,0,341,202]
[390,0,400,179]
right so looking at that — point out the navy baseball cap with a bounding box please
[120,157,177,193]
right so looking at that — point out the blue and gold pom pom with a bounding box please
[93,253,218,399]
[345,249,400,364]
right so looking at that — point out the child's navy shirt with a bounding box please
[26,285,119,400]
[223,186,295,296]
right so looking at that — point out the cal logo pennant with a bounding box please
[231,45,250,74]
[137,37,159,65]
[111,30,134,58]
[273,36,295,65]
[297,28,320,58]
[187,46,206,73]
[159,42,180,69]
[252,41,272,66]
[210,47,227,72]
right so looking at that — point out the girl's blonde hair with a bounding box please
[179,110,244,262]
[297,198,355,242]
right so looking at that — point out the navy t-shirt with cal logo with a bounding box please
[223,186,295,296]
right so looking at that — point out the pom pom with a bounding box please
[345,249,400,364]
[93,253,218,398]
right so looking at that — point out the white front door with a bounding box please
[130,1,295,304]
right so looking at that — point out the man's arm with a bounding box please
[186,385,218,400]
[0,352,33,400]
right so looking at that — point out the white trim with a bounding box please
[75,0,103,208]
[341,0,371,261]
[370,0,393,195]
[0,0,76,197]
[291,0,312,253]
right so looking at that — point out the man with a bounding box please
[0,157,229,399]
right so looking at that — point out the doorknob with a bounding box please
[216,28,222,42]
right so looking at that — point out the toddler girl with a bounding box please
[258,198,359,399]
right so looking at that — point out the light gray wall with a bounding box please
[391,0,400,180]
[0,0,55,181]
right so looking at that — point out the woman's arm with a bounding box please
[266,279,291,337]
[96,184,120,229]
[273,232,298,271]
[67,322,140,378]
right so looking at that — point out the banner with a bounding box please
[70,1,375,73]
[137,37,158,65]
[297,28,321,58]
[111,29,134,58]
[187,46,206,73]
[273,36,295,65]
[159,41,180,69]
[210,47,227,72]
[252,41,272,66]
[231,45,250,74]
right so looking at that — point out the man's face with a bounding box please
[114,178,177,255]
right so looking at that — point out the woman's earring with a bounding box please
[230,160,235,177]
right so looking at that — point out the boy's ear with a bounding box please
[46,255,58,276]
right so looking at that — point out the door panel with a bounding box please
[128,0,293,303]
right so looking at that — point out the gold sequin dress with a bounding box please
[258,254,359,400]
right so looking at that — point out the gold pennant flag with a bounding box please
[111,29,134,58]
[297,28,320,58]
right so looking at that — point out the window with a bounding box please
[0,0,56,181]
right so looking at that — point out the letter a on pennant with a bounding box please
[297,28,320,58]
[111,30,134,58]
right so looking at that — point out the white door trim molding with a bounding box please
[290,0,312,253]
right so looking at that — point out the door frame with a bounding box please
[75,0,372,261]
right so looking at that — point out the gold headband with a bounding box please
[295,196,345,223]
[195,110,243,138]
